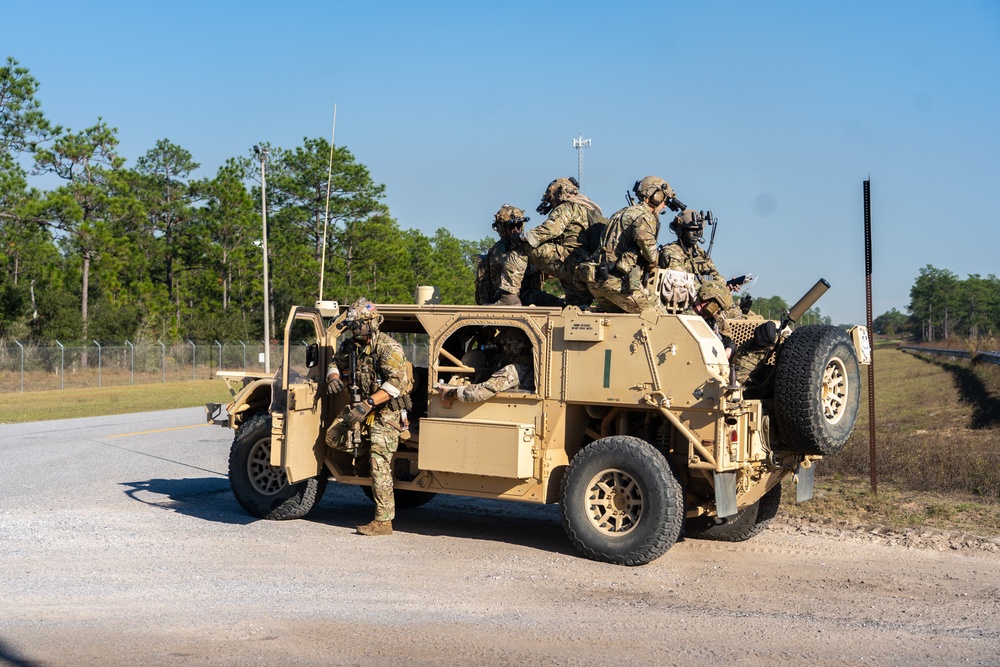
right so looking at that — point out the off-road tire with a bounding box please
[774,325,861,456]
[684,483,782,542]
[229,412,327,520]
[560,436,683,566]
[361,485,437,509]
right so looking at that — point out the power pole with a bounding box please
[253,144,271,374]
[573,132,591,192]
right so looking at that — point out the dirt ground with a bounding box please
[2,409,999,667]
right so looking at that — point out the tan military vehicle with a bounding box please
[208,280,869,565]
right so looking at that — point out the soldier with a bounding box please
[476,205,564,307]
[658,209,743,328]
[324,298,410,536]
[437,328,534,404]
[496,177,603,308]
[588,176,681,313]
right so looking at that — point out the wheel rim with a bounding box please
[822,356,849,425]
[584,468,643,535]
[247,436,287,495]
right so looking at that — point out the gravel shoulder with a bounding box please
[2,409,999,667]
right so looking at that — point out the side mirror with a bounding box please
[305,343,319,368]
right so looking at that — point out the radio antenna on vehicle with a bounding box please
[319,104,337,301]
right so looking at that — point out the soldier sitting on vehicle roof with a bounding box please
[494,177,603,308]
[476,204,564,307]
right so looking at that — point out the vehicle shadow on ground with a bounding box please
[120,477,581,558]
[311,483,579,558]
[938,359,1000,429]
[0,636,43,667]
[120,477,257,525]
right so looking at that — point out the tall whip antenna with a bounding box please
[319,104,337,300]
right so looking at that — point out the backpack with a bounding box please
[474,251,493,305]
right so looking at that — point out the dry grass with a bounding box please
[805,346,1000,535]
[781,476,1000,535]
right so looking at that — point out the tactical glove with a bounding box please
[326,373,345,394]
[342,399,374,427]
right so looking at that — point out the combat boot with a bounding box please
[356,519,393,536]
[490,291,521,306]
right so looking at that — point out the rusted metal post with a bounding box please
[864,179,877,494]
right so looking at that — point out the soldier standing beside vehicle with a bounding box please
[324,298,410,536]
[496,177,603,308]
[588,176,681,313]
[476,205,564,307]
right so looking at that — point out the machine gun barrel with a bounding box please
[786,278,831,324]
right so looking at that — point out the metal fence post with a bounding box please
[56,340,64,390]
[189,340,196,380]
[239,340,246,371]
[14,340,24,392]
[93,340,102,388]
[125,340,134,385]
[157,340,165,383]
[215,340,222,371]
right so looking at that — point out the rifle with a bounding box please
[347,346,363,458]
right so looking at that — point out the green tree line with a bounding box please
[883,265,1000,341]
[1,58,491,344]
[9,57,976,348]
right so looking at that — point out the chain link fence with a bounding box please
[0,340,275,393]
[0,336,431,393]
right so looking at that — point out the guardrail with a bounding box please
[899,346,1000,365]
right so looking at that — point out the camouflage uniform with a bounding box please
[501,194,603,308]
[453,363,532,402]
[658,241,742,326]
[589,203,660,313]
[327,331,408,522]
[476,238,556,306]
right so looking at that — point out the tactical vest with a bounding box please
[352,333,413,412]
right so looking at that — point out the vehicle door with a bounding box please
[275,306,328,483]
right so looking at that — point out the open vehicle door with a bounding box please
[273,306,329,483]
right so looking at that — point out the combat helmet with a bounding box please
[495,328,532,364]
[492,204,529,237]
[669,209,707,235]
[338,297,383,343]
[632,176,679,210]
[536,177,579,215]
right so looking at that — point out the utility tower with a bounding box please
[573,131,591,192]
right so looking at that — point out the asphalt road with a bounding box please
[2,408,999,667]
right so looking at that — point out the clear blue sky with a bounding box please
[3,0,998,325]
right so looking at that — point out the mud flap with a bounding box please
[714,471,738,518]
[796,462,815,502]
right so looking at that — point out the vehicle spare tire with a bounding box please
[774,325,861,456]
[229,412,328,520]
